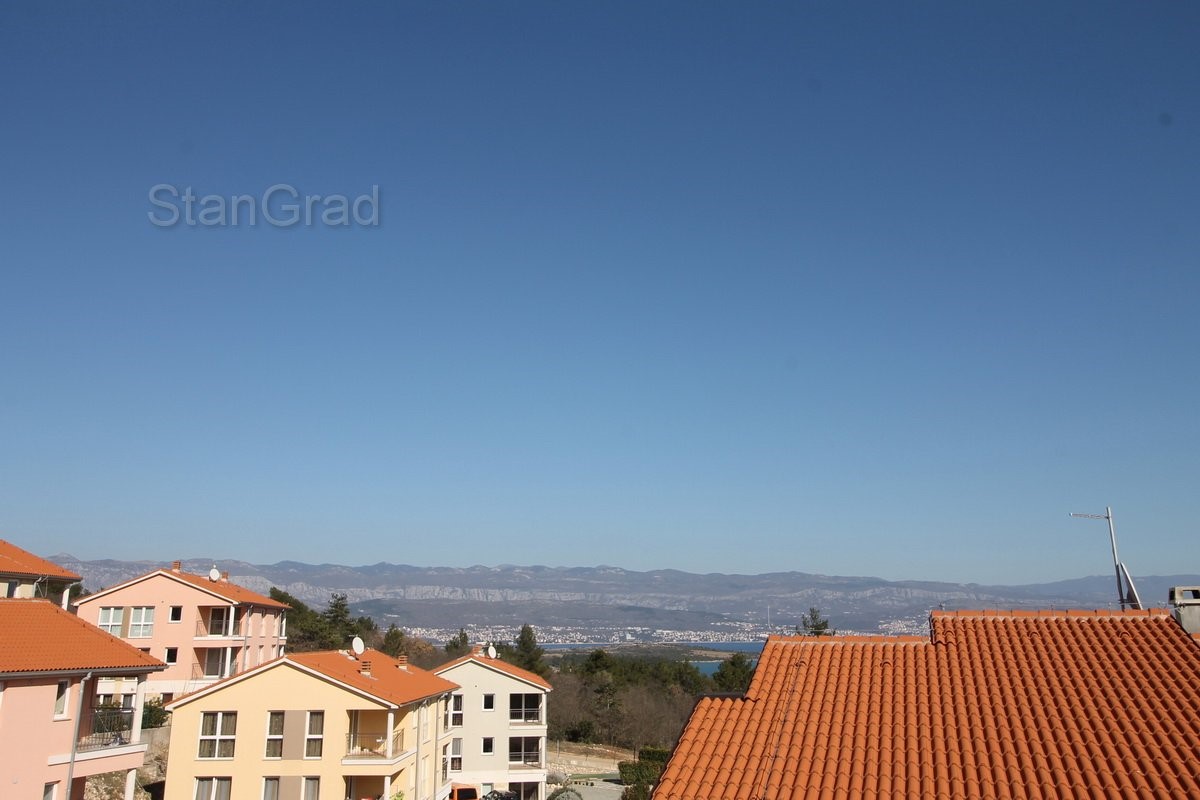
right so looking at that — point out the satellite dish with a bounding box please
[208,567,221,582]
[487,644,497,659]
[351,636,366,656]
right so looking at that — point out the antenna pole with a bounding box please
[1071,506,1127,610]
[1105,506,1123,609]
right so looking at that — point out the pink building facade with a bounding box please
[0,599,164,800]
[74,562,289,703]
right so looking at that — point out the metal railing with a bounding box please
[77,708,135,752]
[344,730,404,759]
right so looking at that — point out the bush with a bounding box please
[617,761,663,786]
[620,785,650,800]
[141,697,171,729]
[638,746,671,764]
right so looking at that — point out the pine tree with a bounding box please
[513,623,550,678]
[712,651,755,692]
[798,607,835,636]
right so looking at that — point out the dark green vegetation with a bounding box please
[797,606,836,636]
[272,590,765,749]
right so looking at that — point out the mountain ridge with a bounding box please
[49,554,1198,639]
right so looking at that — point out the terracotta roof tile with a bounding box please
[655,609,1200,800]
[435,646,554,690]
[77,567,288,609]
[0,598,164,674]
[0,539,81,581]
[169,648,458,709]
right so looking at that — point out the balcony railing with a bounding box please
[344,731,405,759]
[195,618,239,637]
[508,753,543,769]
[77,708,136,752]
[191,660,239,681]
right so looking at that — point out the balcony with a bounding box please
[344,730,405,759]
[77,708,136,752]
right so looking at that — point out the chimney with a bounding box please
[360,660,372,676]
[220,571,229,582]
[1169,586,1200,634]
[396,655,409,670]
[171,560,181,572]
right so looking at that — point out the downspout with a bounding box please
[65,671,93,799]
[61,581,82,610]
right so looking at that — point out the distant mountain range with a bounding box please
[50,554,1199,639]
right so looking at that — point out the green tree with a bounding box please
[380,624,408,657]
[270,588,335,651]
[712,651,755,693]
[322,593,358,646]
[798,607,835,636]
[444,628,471,658]
[141,697,170,729]
[512,624,550,678]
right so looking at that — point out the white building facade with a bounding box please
[435,648,553,800]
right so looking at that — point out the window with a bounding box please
[302,778,319,800]
[43,783,57,800]
[98,607,124,635]
[482,737,494,755]
[265,711,284,758]
[165,647,178,665]
[169,606,183,623]
[482,693,495,711]
[509,693,541,723]
[451,737,463,771]
[194,777,231,800]
[508,736,540,766]
[305,711,324,758]
[54,681,68,717]
[208,608,229,636]
[129,606,155,638]
[198,711,237,758]
[262,778,279,800]
[450,693,464,727]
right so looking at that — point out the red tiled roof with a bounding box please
[290,648,460,705]
[655,609,1200,800]
[169,648,458,709]
[435,647,554,690]
[0,599,164,674]
[77,567,288,609]
[0,539,81,581]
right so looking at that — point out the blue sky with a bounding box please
[1,3,1197,585]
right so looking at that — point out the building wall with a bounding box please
[165,661,451,800]
[0,674,148,799]
[436,661,549,800]
[75,573,286,699]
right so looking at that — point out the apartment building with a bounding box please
[0,598,165,800]
[163,647,459,800]
[434,648,552,800]
[74,561,289,705]
[0,538,81,606]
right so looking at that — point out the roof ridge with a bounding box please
[931,607,1171,619]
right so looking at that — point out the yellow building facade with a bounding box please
[165,649,458,800]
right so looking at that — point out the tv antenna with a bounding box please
[1070,506,1142,610]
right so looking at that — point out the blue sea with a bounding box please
[544,641,764,676]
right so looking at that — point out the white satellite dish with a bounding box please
[486,644,497,659]
[351,636,366,656]
[208,567,221,582]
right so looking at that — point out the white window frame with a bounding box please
[482,693,495,711]
[98,607,124,635]
[43,783,58,800]
[482,736,494,755]
[304,711,324,758]
[194,777,231,800]
[450,693,464,727]
[509,693,541,723]
[262,777,279,800]
[165,647,178,665]
[450,737,463,771]
[198,711,237,759]
[169,605,183,623]
[128,606,155,638]
[265,711,284,758]
[302,777,319,800]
